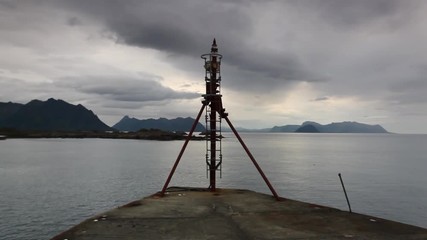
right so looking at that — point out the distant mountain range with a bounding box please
[113,116,205,132]
[0,98,389,134]
[0,98,112,131]
[0,99,205,133]
[271,121,388,133]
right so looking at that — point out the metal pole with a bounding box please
[209,108,217,190]
[338,173,352,213]
[209,53,218,191]
[160,103,206,196]
[224,116,280,201]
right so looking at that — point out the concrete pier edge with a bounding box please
[52,187,427,240]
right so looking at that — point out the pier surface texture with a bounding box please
[52,187,427,240]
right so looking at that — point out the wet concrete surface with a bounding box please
[52,187,427,240]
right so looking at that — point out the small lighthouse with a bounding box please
[161,39,279,200]
[201,38,225,191]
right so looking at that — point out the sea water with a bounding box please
[0,133,426,239]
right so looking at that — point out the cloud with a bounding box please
[296,0,412,29]
[312,97,329,102]
[55,0,316,92]
[67,17,83,26]
[57,75,200,102]
[2,0,427,132]
[53,0,424,97]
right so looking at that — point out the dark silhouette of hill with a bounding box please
[0,102,23,124]
[271,121,388,133]
[300,121,388,133]
[270,125,300,132]
[113,116,205,132]
[0,98,112,131]
[295,124,320,133]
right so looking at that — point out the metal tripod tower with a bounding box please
[160,39,279,200]
[202,39,223,190]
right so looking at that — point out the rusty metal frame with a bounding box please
[160,102,207,196]
[160,39,280,200]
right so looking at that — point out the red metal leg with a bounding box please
[160,103,207,196]
[224,116,280,201]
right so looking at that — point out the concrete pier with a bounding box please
[52,187,427,240]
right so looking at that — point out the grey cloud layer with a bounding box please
[2,0,427,131]
[57,0,312,90]
[54,0,426,97]
[58,75,200,102]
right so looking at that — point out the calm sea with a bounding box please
[1,133,426,239]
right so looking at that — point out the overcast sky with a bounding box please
[1,0,427,133]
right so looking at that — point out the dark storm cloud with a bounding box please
[54,0,420,94]
[67,17,82,26]
[0,0,17,9]
[58,0,250,54]
[3,0,427,132]
[55,0,315,91]
[225,47,311,81]
[296,0,408,29]
[7,0,424,89]
[57,75,200,102]
[312,97,329,102]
